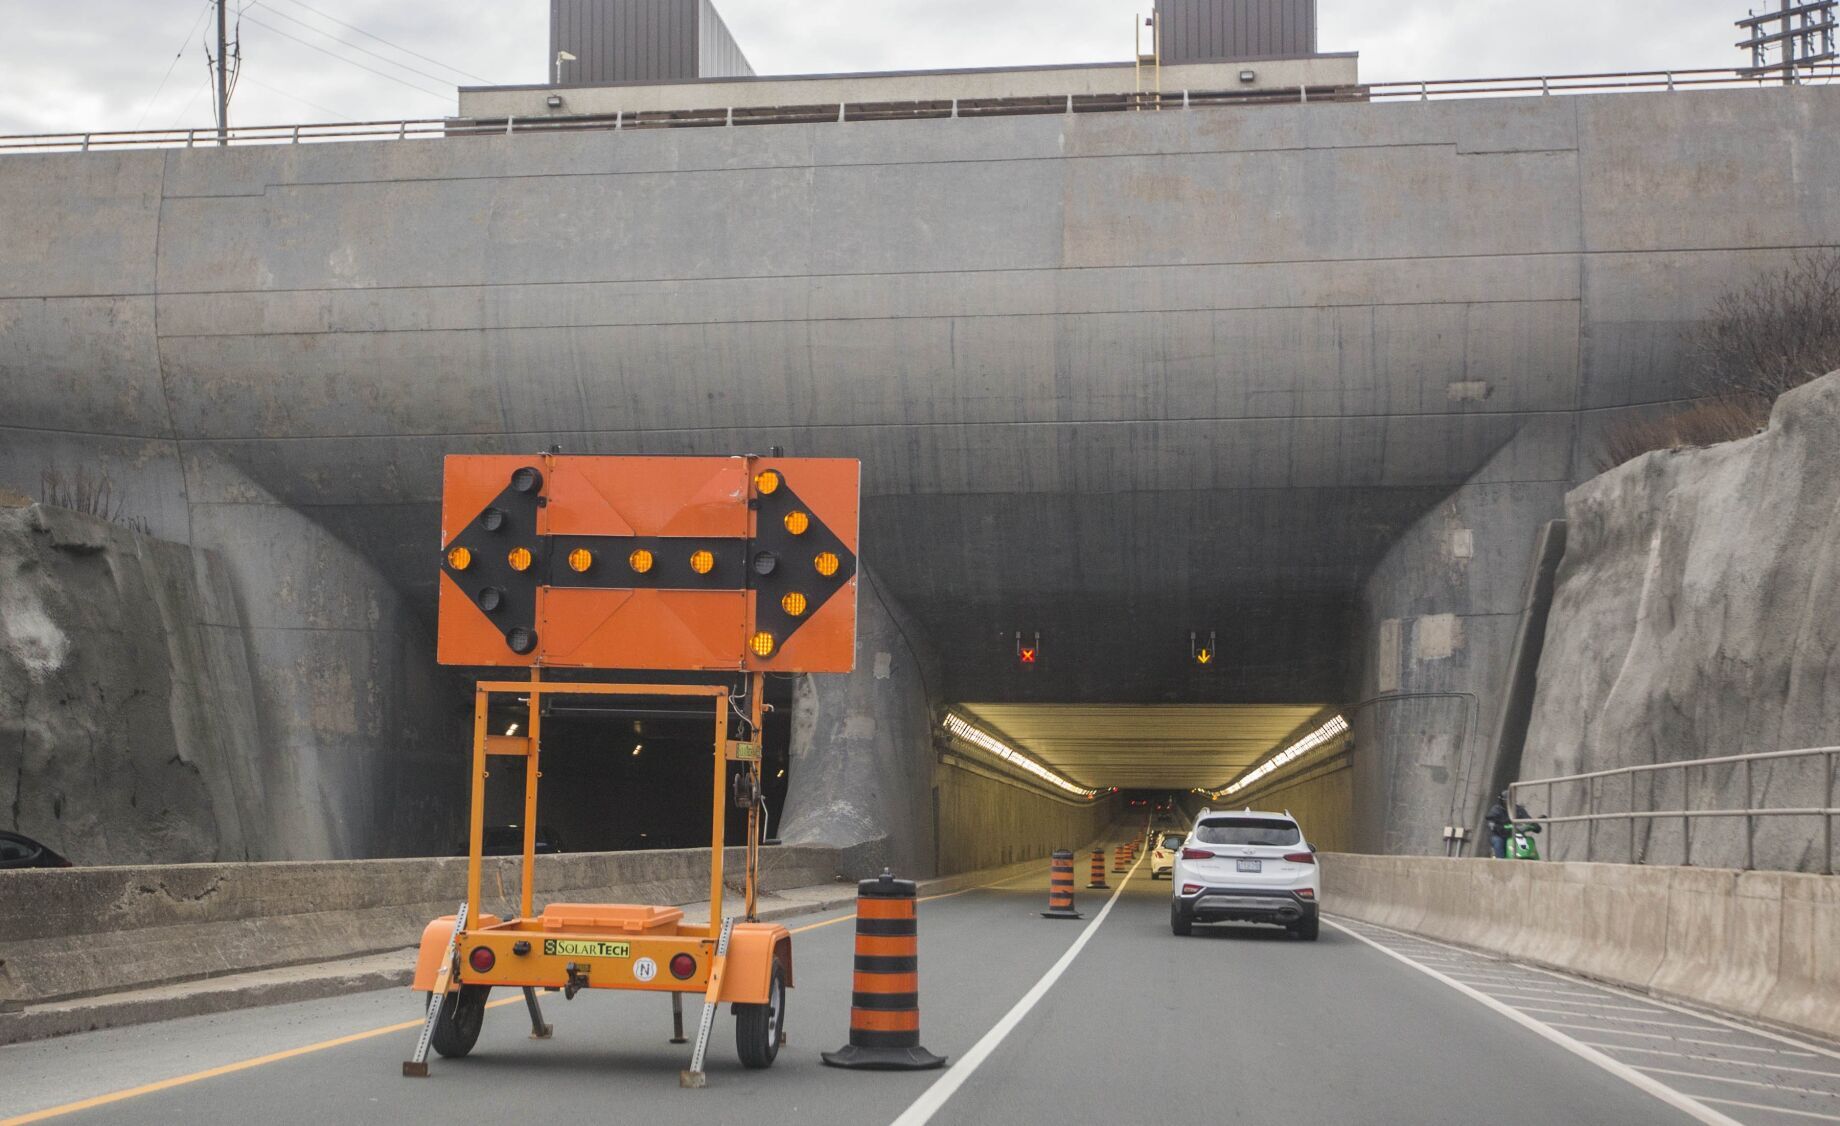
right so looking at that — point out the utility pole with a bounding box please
[215,0,229,143]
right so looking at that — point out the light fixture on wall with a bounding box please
[554,50,576,85]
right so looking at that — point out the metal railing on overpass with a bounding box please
[1,62,1837,156]
[1512,746,1839,874]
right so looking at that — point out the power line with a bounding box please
[238,13,452,100]
[263,0,495,85]
[246,0,476,90]
[238,73,360,121]
[134,0,216,129]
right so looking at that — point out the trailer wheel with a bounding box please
[734,960,785,1069]
[430,985,490,1058]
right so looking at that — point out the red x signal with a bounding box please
[1019,648,1037,665]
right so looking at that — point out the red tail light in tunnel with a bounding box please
[1297,889,1316,899]
[1182,884,1203,895]
[1284,852,1316,864]
[1181,848,1215,860]
[670,954,697,980]
[468,946,496,973]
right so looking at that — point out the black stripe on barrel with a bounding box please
[1042,849,1082,919]
[821,869,947,1070]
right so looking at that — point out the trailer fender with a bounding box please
[410,913,501,992]
[718,922,792,1004]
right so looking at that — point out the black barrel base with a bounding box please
[1040,908,1084,920]
[822,1043,948,1071]
[1088,882,1110,890]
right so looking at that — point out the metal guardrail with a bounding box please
[1511,746,1839,874]
[1,62,1837,156]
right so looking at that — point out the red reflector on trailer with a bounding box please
[1284,852,1315,864]
[1181,848,1214,860]
[670,953,697,980]
[468,946,496,973]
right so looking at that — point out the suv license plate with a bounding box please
[1236,859,1262,873]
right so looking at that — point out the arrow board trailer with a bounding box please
[406,453,861,1085]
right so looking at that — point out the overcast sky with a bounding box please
[0,0,1766,135]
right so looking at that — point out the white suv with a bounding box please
[1170,809,1319,941]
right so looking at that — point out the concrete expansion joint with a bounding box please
[131,875,227,904]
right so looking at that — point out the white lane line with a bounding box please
[1583,1043,1840,1081]
[1549,1025,1820,1057]
[1509,960,1840,1064]
[1327,920,1743,1126]
[1512,1006,1750,1033]
[889,855,1144,1126]
[1336,916,1840,1062]
[1635,1066,1840,1100]
[1697,1096,1840,1122]
[1482,993,1672,1015]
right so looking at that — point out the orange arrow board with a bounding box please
[437,454,859,673]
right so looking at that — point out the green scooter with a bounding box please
[1505,819,1542,860]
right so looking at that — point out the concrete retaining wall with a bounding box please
[933,758,1117,874]
[0,845,841,1007]
[1323,854,1840,1042]
[1230,758,1355,853]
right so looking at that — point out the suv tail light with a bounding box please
[1182,883,1203,895]
[1283,852,1315,864]
[1181,848,1215,860]
[1297,889,1316,899]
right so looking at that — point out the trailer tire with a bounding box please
[430,985,490,1058]
[734,959,785,1069]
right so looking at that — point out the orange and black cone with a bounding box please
[1089,847,1109,890]
[1042,849,1082,919]
[822,870,947,1071]
[1113,845,1129,873]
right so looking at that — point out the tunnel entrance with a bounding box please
[476,677,793,855]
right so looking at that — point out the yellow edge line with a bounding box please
[0,996,525,1126]
[4,887,982,1125]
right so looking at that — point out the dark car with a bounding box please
[0,830,73,869]
[455,825,565,857]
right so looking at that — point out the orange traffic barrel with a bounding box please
[1112,845,1129,873]
[1042,850,1082,920]
[822,870,947,1071]
[1089,847,1109,890]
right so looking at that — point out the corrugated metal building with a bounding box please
[550,0,754,85]
[1157,0,1318,62]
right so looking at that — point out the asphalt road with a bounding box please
[4,861,1833,1125]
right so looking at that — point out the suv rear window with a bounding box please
[1160,833,1183,849]
[1194,818,1300,847]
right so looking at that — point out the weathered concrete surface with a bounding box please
[1521,372,1840,873]
[1323,854,1840,1043]
[0,844,841,1009]
[780,566,940,875]
[5,88,1840,859]
[0,502,262,864]
[1350,420,1574,855]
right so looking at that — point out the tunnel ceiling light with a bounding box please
[941,713,1099,800]
[1208,715,1350,799]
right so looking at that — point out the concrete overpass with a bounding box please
[4,76,1840,873]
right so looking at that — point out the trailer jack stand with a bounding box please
[670,991,687,1044]
[523,987,553,1039]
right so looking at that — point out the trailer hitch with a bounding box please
[564,962,590,1000]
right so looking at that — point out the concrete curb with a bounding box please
[0,854,1060,1047]
[1321,854,1840,1044]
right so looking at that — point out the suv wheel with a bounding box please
[1170,901,1193,936]
[1290,915,1320,942]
